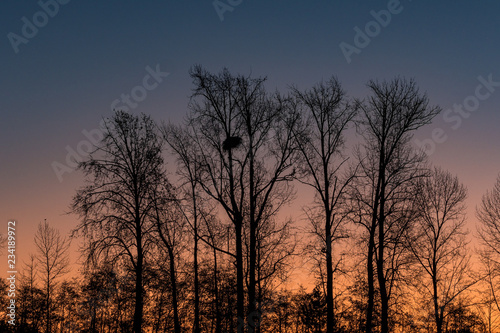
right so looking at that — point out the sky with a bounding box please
[1,0,500,281]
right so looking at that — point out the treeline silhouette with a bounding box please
[2,66,500,333]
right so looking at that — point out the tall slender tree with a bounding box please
[291,77,358,333]
[477,175,500,321]
[478,175,500,260]
[18,254,44,332]
[408,167,472,333]
[34,220,70,333]
[72,111,164,333]
[355,77,440,333]
[150,185,185,333]
[163,123,204,333]
[187,65,298,332]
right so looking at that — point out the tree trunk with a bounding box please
[326,211,335,333]
[46,285,51,333]
[193,184,201,333]
[168,247,181,333]
[226,138,245,333]
[248,132,258,333]
[433,271,442,333]
[256,268,263,333]
[366,226,375,333]
[377,168,389,333]
[377,169,389,333]
[377,215,389,333]
[213,245,222,333]
[236,218,245,333]
[367,165,383,333]
[248,225,257,332]
[133,235,144,333]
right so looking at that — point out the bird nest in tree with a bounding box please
[222,136,242,151]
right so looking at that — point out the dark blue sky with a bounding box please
[1,1,500,276]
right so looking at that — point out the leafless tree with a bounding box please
[71,111,164,333]
[477,254,500,333]
[18,254,44,331]
[150,183,186,333]
[187,65,298,332]
[163,123,204,333]
[407,167,474,333]
[290,77,358,333]
[34,219,70,333]
[478,175,500,264]
[355,77,440,333]
[477,175,500,319]
[199,209,228,333]
[166,122,247,333]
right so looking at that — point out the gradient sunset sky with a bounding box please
[1,1,500,281]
